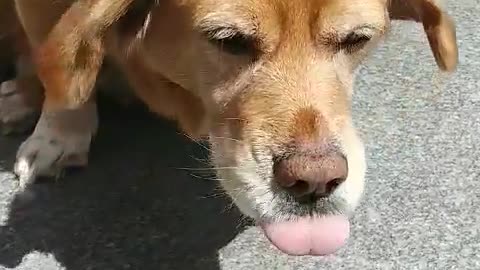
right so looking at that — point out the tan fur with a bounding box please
[0,0,43,123]
[18,0,132,110]
[11,0,459,220]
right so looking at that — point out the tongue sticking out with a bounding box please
[261,215,350,256]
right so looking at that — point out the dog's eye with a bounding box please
[205,28,257,56]
[338,32,372,52]
[213,35,255,55]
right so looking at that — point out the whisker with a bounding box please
[188,155,213,166]
[201,192,228,199]
[222,200,237,213]
[236,215,254,230]
[177,132,213,152]
[176,166,240,171]
[209,136,245,144]
[188,173,232,183]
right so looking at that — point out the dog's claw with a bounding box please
[13,132,91,189]
[14,157,38,190]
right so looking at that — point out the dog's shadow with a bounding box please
[0,99,246,270]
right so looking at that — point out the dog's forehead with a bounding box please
[191,0,388,30]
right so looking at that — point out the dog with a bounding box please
[0,0,44,135]
[5,0,458,256]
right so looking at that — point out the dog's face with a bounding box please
[143,0,457,255]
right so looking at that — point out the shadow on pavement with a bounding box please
[0,98,246,270]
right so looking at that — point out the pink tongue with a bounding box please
[261,215,350,256]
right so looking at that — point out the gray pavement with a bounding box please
[1,1,479,269]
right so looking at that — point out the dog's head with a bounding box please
[141,0,457,255]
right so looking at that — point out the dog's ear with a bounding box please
[36,0,136,110]
[388,0,458,72]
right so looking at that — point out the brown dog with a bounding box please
[0,0,44,134]
[9,0,458,256]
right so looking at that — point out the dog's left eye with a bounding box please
[213,34,256,55]
[204,28,257,56]
[338,32,372,52]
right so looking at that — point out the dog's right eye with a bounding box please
[338,32,372,53]
[204,28,257,56]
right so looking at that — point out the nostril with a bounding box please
[324,177,346,195]
[288,179,311,196]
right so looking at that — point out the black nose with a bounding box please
[273,151,348,202]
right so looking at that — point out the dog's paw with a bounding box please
[14,130,92,189]
[0,80,38,135]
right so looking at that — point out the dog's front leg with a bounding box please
[0,77,42,135]
[11,0,139,188]
[0,52,44,135]
[14,100,98,189]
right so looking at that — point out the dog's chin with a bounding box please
[217,170,361,256]
[214,162,365,256]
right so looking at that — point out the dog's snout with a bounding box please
[273,151,348,201]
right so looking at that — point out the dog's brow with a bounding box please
[315,21,385,46]
[326,22,386,39]
[343,23,385,34]
[196,13,257,37]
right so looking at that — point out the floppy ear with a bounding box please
[388,0,458,72]
[35,0,135,110]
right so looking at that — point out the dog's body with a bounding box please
[3,0,457,256]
